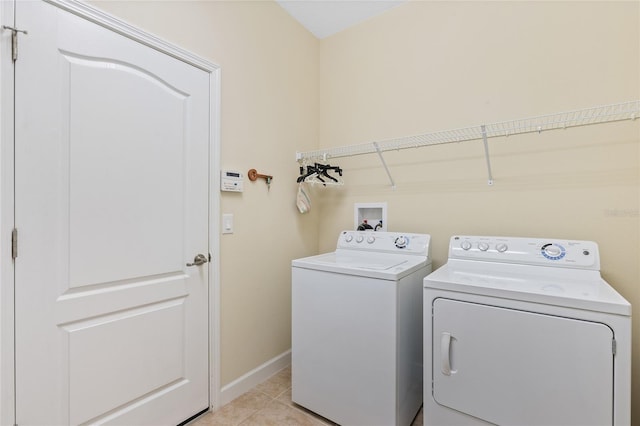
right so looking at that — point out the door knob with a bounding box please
[186,253,208,267]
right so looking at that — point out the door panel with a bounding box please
[66,299,186,425]
[432,298,613,426]
[15,2,209,424]
[65,52,187,288]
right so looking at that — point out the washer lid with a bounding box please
[424,261,631,316]
[292,250,429,280]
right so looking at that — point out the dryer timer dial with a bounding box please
[541,243,566,260]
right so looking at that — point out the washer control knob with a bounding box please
[461,241,472,251]
[367,236,376,244]
[478,242,490,252]
[344,234,353,243]
[356,235,364,243]
[395,236,408,249]
[496,243,508,253]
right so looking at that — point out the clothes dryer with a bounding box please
[292,230,432,426]
[424,235,631,426]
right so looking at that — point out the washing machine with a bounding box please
[292,230,432,426]
[424,235,631,426]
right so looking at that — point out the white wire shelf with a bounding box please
[295,100,640,163]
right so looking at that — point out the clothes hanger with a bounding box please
[298,163,344,186]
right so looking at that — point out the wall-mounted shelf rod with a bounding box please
[373,142,396,189]
[481,125,494,186]
[295,100,639,163]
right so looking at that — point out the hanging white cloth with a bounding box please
[296,182,311,214]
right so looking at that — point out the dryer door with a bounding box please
[432,298,614,426]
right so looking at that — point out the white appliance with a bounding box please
[292,230,432,426]
[424,235,631,426]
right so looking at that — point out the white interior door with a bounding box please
[14,1,210,424]
[432,298,614,426]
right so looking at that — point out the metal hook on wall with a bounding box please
[248,169,273,189]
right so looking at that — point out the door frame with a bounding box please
[0,1,222,423]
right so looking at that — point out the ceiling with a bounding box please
[276,0,408,39]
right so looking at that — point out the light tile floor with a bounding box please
[190,366,424,426]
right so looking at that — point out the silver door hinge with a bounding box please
[612,338,617,356]
[2,25,28,62]
[11,228,17,260]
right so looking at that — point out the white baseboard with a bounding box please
[217,350,291,407]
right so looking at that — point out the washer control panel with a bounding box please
[338,230,431,255]
[450,235,599,269]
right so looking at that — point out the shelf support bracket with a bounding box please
[481,125,494,186]
[373,142,396,189]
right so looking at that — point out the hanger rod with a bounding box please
[295,100,639,162]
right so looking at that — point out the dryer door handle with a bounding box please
[441,332,454,376]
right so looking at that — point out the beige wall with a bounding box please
[89,0,320,386]
[317,0,640,423]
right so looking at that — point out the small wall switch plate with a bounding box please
[222,213,234,234]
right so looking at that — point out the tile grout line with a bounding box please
[247,382,329,426]
[235,383,291,425]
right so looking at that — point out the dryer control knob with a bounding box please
[461,241,472,250]
[478,242,490,251]
[344,234,353,243]
[367,236,375,244]
[544,246,562,256]
[395,236,408,249]
[496,243,508,253]
[356,235,364,243]
[541,243,566,260]
[543,245,561,257]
